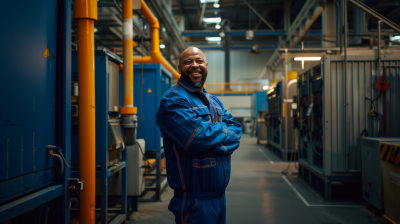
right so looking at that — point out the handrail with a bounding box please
[204,82,262,95]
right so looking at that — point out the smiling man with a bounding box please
[156,47,242,224]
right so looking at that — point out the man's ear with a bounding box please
[178,64,181,74]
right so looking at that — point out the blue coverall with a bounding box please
[156,78,242,224]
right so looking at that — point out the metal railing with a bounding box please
[203,82,261,95]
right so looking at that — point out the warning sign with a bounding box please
[43,46,50,59]
[147,88,152,93]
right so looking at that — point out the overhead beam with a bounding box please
[242,0,275,31]
[349,0,400,33]
[285,0,323,48]
[182,30,294,36]
[255,8,270,30]
[386,6,400,19]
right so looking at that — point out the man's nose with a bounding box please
[190,61,199,68]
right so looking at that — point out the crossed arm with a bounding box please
[156,97,242,154]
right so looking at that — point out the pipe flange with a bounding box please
[120,115,138,128]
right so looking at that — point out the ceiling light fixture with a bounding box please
[94,27,98,33]
[160,44,166,49]
[205,36,221,42]
[202,17,221,23]
[200,0,218,2]
[215,24,221,29]
[246,30,254,40]
[391,36,400,41]
[294,57,321,61]
[213,3,220,8]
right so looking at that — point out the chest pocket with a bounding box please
[193,107,211,122]
[215,107,224,122]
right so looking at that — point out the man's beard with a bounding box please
[181,70,207,88]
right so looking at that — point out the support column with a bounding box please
[224,24,231,90]
[322,0,337,48]
[224,35,231,89]
[73,1,97,223]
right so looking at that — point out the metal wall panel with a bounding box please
[0,0,57,203]
[322,54,400,174]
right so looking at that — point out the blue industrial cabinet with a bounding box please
[0,0,71,223]
[122,63,172,200]
[254,91,269,113]
[130,64,172,152]
[251,91,269,144]
[71,49,127,224]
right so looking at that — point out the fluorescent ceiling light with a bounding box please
[203,17,221,23]
[294,57,321,61]
[391,36,400,41]
[263,85,269,90]
[160,44,165,49]
[215,24,221,29]
[200,0,219,3]
[213,3,220,8]
[205,36,221,42]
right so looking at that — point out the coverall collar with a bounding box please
[177,77,208,94]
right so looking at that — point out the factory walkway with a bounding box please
[128,134,377,224]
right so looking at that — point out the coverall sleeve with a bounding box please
[213,101,242,155]
[157,97,229,153]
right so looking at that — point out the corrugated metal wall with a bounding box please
[323,55,400,174]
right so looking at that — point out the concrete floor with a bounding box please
[127,134,381,224]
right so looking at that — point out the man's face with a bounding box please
[178,48,208,88]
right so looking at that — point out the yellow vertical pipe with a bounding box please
[151,29,160,53]
[122,0,134,109]
[73,1,97,224]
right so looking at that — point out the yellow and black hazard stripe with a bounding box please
[380,142,400,165]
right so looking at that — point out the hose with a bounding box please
[296,115,305,122]
[375,111,383,137]
[301,135,307,150]
[53,154,64,174]
[274,129,280,139]
[282,128,298,174]
[302,134,322,156]
[312,138,322,156]
[55,147,73,168]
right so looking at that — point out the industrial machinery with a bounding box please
[362,137,400,210]
[98,139,145,214]
[0,0,72,223]
[131,63,172,200]
[297,50,400,200]
[251,91,268,144]
[266,72,298,160]
[71,49,130,224]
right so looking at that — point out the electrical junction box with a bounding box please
[97,139,145,196]
[362,137,400,210]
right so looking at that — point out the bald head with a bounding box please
[178,47,208,91]
[179,47,206,65]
